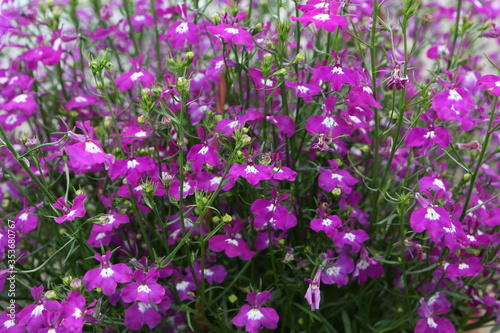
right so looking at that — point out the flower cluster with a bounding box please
[0,0,499,332]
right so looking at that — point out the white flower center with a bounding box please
[130,72,144,82]
[13,94,28,103]
[313,13,330,21]
[75,96,88,103]
[448,89,462,101]
[297,85,309,94]
[176,21,189,34]
[247,308,264,320]
[344,232,356,242]
[224,27,239,35]
[225,238,239,246]
[427,317,438,328]
[138,284,151,293]
[100,268,114,278]
[425,207,440,221]
[127,159,139,169]
[85,141,103,154]
[244,165,258,174]
[321,117,336,128]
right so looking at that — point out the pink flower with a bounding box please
[477,74,500,96]
[115,55,155,92]
[124,301,162,331]
[120,268,165,304]
[304,267,322,311]
[415,296,455,333]
[208,219,255,260]
[207,23,254,48]
[82,250,132,295]
[53,194,87,224]
[232,291,279,333]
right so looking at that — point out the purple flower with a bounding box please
[477,74,500,96]
[115,55,155,92]
[317,160,358,194]
[60,291,98,332]
[124,301,162,331]
[0,15,13,42]
[310,204,342,237]
[53,194,87,224]
[186,128,220,172]
[304,267,322,311]
[415,296,455,333]
[17,286,61,331]
[352,246,384,285]
[208,219,255,260]
[13,204,38,234]
[228,149,273,186]
[321,251,355,287]
[291,2,348,33]
[120,268,165,304]
[232,291,279,333]
[207,23,254,48]
[82,250,132,295]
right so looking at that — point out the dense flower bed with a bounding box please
[0,0,499,332]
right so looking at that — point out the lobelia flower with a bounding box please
[17,286,61,331]
[121,268,165,304]
[65,94,100,111]
[352,246,384,285]
[432,73,475,130]
[404,113,451,149]
[207,23,254,49]
[66,121,115,173]
[317,159,358,194]
[124,301,162,331]
[477,74,500,96]
[191,261,227,285]
[304,266,323,311]
[115,55,155,92]
[333,228,369,253]
[409,193,452,237]
[208,219,255,260]
[248,68,280,95]
[53,194,87,224]
[228,149,273,186]
[60,291,98,332]
[443,254,483,279]
[321,251,355,287]
[310,204,342,237]
[314,50,359,91]
[87,213,130,247]
[284,73,321,103]
[386,60,408,90]
[291,0,348,33]
[186,128,220,172]
[269,152,297,181]
[251,189,297,231]
[163,4,199,49]
[415,295,455,333]
[108,155,156,184]
[232,290,279,333]
[82,250,132,295]
[306,96,352,138]
[0,309,23,333]
[12,202,39,233]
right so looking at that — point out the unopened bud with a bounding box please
[137,115,147,124]
[463,173,471,182]
[70,278,82,290]
[222,214,232,223]
[332,187,342,197]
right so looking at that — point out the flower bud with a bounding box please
[283,252,295,263]
[222,214,232,223]
[176,77,190,96]
[212,216,221,224]
[463,173,471,182]
[272,68,288,76]
[70,278,82,291]
[185,51,195,63]
[332,187,342,197]
[137,115,147,124]
[62,276,73,286]
[277,20,291,41]
[228,294,238,303]
[45,290,58,300]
